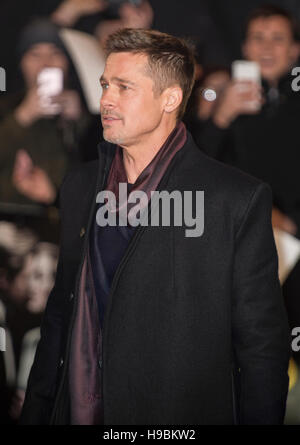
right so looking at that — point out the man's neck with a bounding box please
[121,121,177,184]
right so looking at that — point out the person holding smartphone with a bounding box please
[0,19,91,207]
[52,0,153,50]
[195,5,300,237]
[20,27,289,426]
[193,5,300,364]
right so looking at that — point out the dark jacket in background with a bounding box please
[21,132,290,425]
[195,73,300,237]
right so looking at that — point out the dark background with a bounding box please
[1,0,300,93]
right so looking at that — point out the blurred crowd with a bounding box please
[1,0,300,424]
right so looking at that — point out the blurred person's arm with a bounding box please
[51,90,82,121]
[272,207,297,235]
[194,81,262,160]
[10,389,26,421]
[213,80,262,129]
[194,81,262,161]
[14,87,83,126]
[51,0,108,27]
[14,87,55,127]
[0,90,43,166]
[0,88,83,168]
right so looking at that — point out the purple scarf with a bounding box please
[105,121,187,214]
[68,122,187,425]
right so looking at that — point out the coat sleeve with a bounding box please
[232,182,290,425]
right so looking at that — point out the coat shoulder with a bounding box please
[59,140,116,204]
[179,133,273,236]
[182,133,269,201]
[59,160,99,204]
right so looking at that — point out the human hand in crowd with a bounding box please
[272,207,297,235]
[213,81,262,129]
[15,88,82,126]
[15,87,56,127]
[12,150,56,205]
[51,90,82,121]
[119,1,154,29]
[52,0,108,27]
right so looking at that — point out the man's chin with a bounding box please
[103,131,124,145]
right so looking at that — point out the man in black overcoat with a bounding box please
[20,28,290,425]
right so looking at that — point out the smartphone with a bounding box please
[232,60,261,84]
[232,60,261,111]
[37,67,63,114]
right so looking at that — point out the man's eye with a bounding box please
[101,83,109,90]
[252,35,263,42]
[273,35,285,43]
[120,84,129,90]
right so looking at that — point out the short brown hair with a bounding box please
[244,5,300,42]
[105,28,196,120]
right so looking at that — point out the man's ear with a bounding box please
[163,86,183,114]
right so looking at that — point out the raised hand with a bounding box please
[213,80,263,129]
[12,149,56,205]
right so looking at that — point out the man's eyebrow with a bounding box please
[100,76,136,86]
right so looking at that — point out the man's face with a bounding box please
[100,52,167,147]
[243,15,300,83]
[21,43,68,88]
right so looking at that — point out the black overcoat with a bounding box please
[20,132,290,425]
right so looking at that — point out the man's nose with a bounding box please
[100,87,117,109]
[261,37,274,52]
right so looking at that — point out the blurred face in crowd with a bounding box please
[20,43,68,88]
[243,15,300,85]
[26,250,57,314]
[100,52,180,147]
